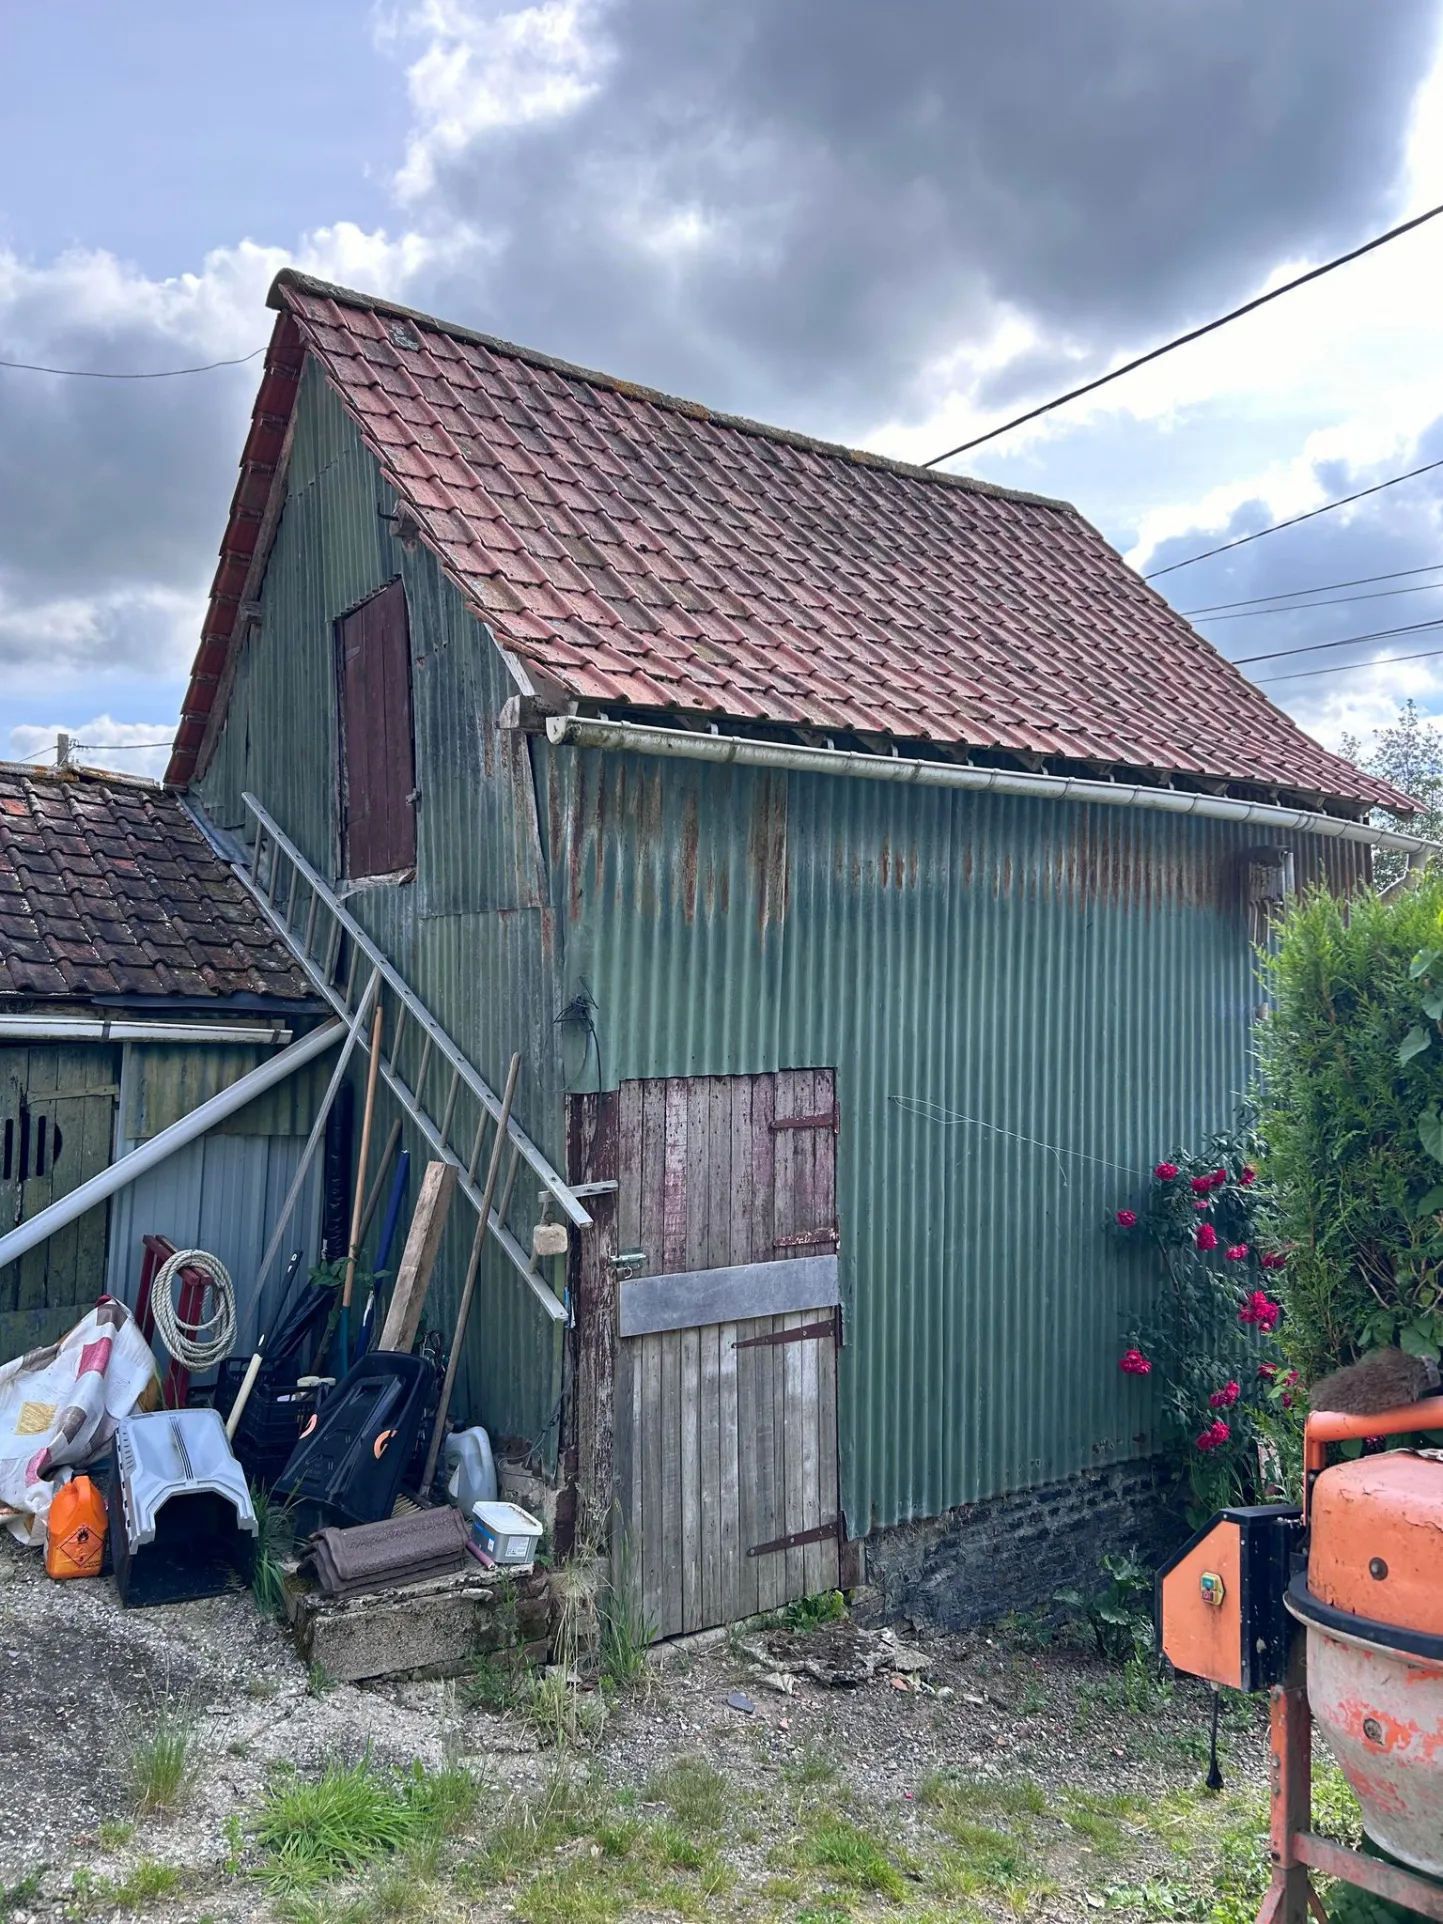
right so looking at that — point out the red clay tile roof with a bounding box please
[168,272,1411,814]
[0,766,310,1003]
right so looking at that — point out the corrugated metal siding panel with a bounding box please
[538,742,1355,1532]
[194,361,565,1450]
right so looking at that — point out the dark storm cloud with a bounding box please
[413,0,1440,431]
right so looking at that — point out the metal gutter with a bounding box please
[0,1016,293,1045]
[543,715,1440,857]
[0,1017,343,1272]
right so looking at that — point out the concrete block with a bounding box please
[292,1566,556,1684]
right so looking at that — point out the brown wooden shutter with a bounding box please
[338,580,417,880]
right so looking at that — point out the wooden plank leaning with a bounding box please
[420,1053,521,1492]
[378,1159,459,1353]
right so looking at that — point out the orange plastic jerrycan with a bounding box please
[46,1474,108,1579]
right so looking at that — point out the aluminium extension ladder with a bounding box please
[191,792,591,1321]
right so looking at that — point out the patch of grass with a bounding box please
[782,1743,840,1790]
[598,1532,654,1690]
[305,1661,334,1698]
[97,1818,136,1851]
[916,1771,1047,1822]
[1061,1789,1148,1858]
[246,1675,280,1700]
[249,1482,296,1617]
[129,1703,193,1816]
[463,1651,522,1712]
[521,1669,609,1748]
[254,1757,478,1893]
[793,1906,853,1924]
[1311,1760,1363,1846]
[0,1872,43,1917]
[645,1757,732,1834]
[799,1816,906,1899]
[784,1590,847,1634]
[70,1860,185,1913]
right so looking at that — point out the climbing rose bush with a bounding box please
[1113,1128,1293,1523]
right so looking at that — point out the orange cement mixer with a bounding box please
[1159,1394,1443,1923]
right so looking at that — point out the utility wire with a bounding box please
[925,200,1443,468]
[1254,645,1443,686]
[1194,579,1443,622]
[0,346,264,379]
[1180,561,1443,616]
[1143,457,1443,580]
[1233,615,1443,666]
[72,739,173,750]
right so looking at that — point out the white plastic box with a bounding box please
[468,1499,543,1570]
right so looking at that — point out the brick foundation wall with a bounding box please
[856,1459,1184,1630]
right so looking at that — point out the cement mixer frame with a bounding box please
[1160,1396,1443,1924]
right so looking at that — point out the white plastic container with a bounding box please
[469,1499,542,1570]
[444,1426,497,1516]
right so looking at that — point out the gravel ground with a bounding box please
[0,1529,1289,1923]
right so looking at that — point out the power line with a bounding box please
[1192,579,1443,622]
[73,739,173,750]
[1233,615,1443,666]
[1180,561,1443,615]
[0,346,264,380]
[1254,645,1443,686]
[924,199,1443,468]
[1143,457,1443,580]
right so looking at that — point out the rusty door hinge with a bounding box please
[734,1318,837,1352]
[747,1517,842,1559]
[773,1227,839,1250]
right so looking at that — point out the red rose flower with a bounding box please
[1155,1162,1179,1180]
[1258,1362,1279,1380]
[1119,1348,1152,1376]
[1239,1291,1281,1332]
[1195,1419,1230,1452]
[1115,1209,1137,1228]
[1195,1223,1218,1252]
[1240,1166,1257,1187]
[1225,1244,1248,1262]
[1260,1252,1287,1271]
[1209,1381,1240,1408]
[1190,1175,1213,1195]
[1194,1200,1210,1213]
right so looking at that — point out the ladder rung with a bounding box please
[438,1067,461,1145]
[414,1034,433,1105]
[466,1109,489,1183]
[302,886,319,958]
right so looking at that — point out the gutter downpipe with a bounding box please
[0,1017,344,1273]
[543,716,1441,857]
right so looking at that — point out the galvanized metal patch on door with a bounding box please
[604,1070,843,1640]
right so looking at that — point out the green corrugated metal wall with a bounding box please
[197,353,1367,1527]
[198,363,565,1453]
[537,744,1363,1529]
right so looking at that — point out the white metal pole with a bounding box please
[0,1018,345,1272]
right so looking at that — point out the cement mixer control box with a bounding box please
[1157,1503,1302,1692]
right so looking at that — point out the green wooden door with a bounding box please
[0,1046,118,1361]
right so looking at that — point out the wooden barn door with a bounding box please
[0,1046,118,1359]
[568,1071,842,1640]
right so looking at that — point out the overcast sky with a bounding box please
[4,0,1443,780]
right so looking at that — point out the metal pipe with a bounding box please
[0,1016,294,1044]
[0,1018,345,1272]
[544,715,1441,857]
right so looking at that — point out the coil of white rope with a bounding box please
[150,1247,237,1372]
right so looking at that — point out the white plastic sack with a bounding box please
[0,1298,156,1546]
